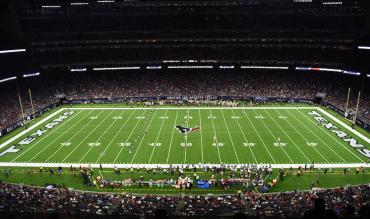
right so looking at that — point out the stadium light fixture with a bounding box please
[241,66,289,70]
[70,68,87,72]
[0,76,17,83]
[41,5,61,8]
[93,66,140,71]
[322,2,342,5]
[167,66,213,69]
[317,68,342,73]
[219,65,234,69]
[23,72,40,78]
[367,74,370,78]
[358,46,370,50]
[70,2,89,5]
[146,66,162,70]
[97,0,115,3]
[0,49,26,54]
[343,71,361,76]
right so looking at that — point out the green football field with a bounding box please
[0,106,369,168]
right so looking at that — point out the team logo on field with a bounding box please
[175,125,200,134]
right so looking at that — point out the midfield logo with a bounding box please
[175,125,200,134]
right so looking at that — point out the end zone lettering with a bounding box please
[0,111,74,157]
[308,111,370,158]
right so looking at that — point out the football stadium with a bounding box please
[0,0,369,218]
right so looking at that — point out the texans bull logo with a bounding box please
[175,125,200,134]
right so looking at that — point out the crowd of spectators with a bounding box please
[0,182,368,218]
[0,70,369,130]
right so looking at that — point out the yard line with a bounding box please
[209,109,222,163]
[78,110,123,162]
[253,109,294,163]
[198,109,204,163]
[130,109,158,164]
[95,109,137,163]
[149,109,168,163]
[296,109,364,162]
[113,110,148,164]
[61,111,114,163]
[184,109,190,163]
[278,109,330,163]
[283,109,335,163]
[11,110,80,162]
[264,109,311,163]
[33,111,93,162]
[240,109,276,164]
[220,109,240,163]
[230,109,257,164]
[166,109,179,163]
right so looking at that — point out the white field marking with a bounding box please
[130,110,158,164]
[11,110,80,162]
[1,162,369,169]
[159,116,169,119]
[257,109,294,163]
[149,109,168,163]
[241,109,276,163]
[220,110,240,163]
[60,142,71,146]
[0,108,65,150]
[253,109,294,163]
[297,109,365,162]
[78,110,122,162]
[166,110,179,163]
[278,115,288,119]
[61,111,114,162]
[65,107,317,110]
[31,110,92,162]
[184,110,190,163]
[208,115,217,119]
[316,108,370,145]
[285,109,338,163]
[198,109,204,163]
[266,109,311,163]
[114,110,147,164]
[209,109,222,163]
[231,109,257,164]
[42,111,96,161]
[95,110,136,163]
